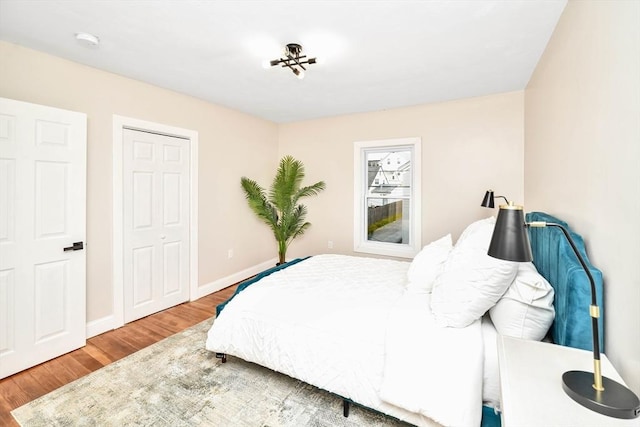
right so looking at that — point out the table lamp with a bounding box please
[488,204,640,419]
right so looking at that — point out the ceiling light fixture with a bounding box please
[264,43,317,80]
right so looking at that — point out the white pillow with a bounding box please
[406,234,453,293]
[489,262,555,340]
[430,217,518,328]
[455,216,496,250]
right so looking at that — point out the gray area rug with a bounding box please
[12,319,408,426]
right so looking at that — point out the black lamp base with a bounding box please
[562,370,640,419]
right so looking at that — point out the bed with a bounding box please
[206,212,603,427]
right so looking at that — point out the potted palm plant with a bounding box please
[241,155,326,264]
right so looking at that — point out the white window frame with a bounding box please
[353,137,421,258]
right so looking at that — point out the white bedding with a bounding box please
[481,315,501,410]
[206,254,489,427]
[380,290,483,426]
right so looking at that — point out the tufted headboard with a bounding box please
[526,212,604,352]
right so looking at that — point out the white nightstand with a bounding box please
[497,335,640,427]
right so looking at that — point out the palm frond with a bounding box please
[241,177,278,230]
[287,204,310,243]
[294,181,326,203]
[270,155,304,211]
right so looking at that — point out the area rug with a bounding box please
[12,319,408,426]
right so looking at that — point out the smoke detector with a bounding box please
[75,32,100,48]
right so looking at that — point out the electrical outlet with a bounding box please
[227,249,233,259]
[327,240,333,249]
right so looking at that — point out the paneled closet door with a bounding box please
[122,128,190,323]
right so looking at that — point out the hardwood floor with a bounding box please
[0,284,238,427]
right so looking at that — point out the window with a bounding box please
[353,137,421,258]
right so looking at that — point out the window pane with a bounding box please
[365,149,411,244]
[367,198,410,244]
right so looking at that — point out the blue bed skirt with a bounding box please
[482,406,501,427]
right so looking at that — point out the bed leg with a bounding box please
[215,353,227,363]
[343,399,350,417]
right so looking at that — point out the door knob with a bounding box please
[160,235,166,240]
[63,241,84,251]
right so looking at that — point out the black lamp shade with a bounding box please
[481,190,495,208]
[488,205,532,262]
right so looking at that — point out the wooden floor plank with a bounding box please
[69,350,104,373]
[0,378,31,413]
[81,343,117,367]
[51,352,93,379]
[115,325,159,349]
[0,284,237,427]
[0,401,16,427]
[24,366,65,396]
[87,331,140,361]
[41,357,82,385]
[6,375,42,407]
[132,316,177,338]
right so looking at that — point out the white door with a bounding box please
[0,97,86,379]
[123,129,190,323]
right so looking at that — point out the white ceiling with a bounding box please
[0,0,566,123]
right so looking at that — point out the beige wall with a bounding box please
[278,91,525,260]
[525,1,640,394]
[0,41,279,325]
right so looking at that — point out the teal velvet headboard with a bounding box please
[526,212,604,352]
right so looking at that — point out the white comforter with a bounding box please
[381,290,483,426]
[206,254,484,427]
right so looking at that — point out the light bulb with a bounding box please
[296,70,305,80]
[261,59,271,69]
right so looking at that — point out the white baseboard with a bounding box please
[86,314,118,339]
[192,258,278,300]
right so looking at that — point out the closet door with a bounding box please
[122,128,190,323]
[0,97,87,379]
